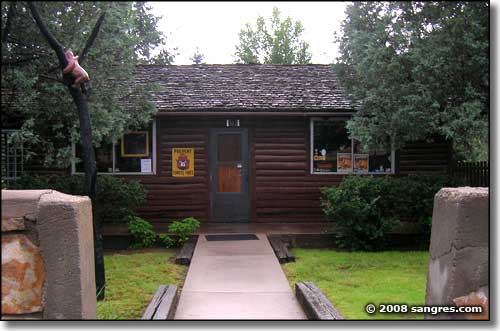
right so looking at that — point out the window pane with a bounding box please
[75,143,113,173]
[114,124,153,173]
[369,149,392,173]
[353,140,392,173]
[122,132,149,157]
[217,134,241,162]
[313,121,352,173]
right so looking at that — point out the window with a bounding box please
[72,122,155,175]
[1,130,24,180]
[310,118,394,174]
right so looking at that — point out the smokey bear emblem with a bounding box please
[176,154,190,170]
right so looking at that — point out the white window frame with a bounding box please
[71,120,156,175]
[1,129,24,180]
[309,117,395,175]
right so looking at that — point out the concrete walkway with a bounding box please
[174,233,306,320]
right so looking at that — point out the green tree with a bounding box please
[335,2,488,161]
[1,1,175,167]
[190,47,205,64]
[234,7,312,64]
[2,1,175,299]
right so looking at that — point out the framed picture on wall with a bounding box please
[121,131,150,157]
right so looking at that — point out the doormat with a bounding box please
[205,234,259,241]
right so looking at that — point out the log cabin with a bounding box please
[3,64,452,233]
[88,64,451,227]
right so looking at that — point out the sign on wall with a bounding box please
[172,148,194,177]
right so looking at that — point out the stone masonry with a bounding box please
[1,190,97,319]
[425,187,489,320]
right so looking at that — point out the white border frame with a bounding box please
[309,117,395,175]
[71,119,157,176]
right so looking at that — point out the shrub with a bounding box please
[321,176,398,251]
[158,234,176,248]
[5,174,147,225]
[169,217,200,245]
[321,175,458,251]
[127,216,156,249]
[94,176,147,225]
[160,217,201,247]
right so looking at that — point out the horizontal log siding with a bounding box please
[134,118,211,224]
[253,118,342,223]
[398,138,451,174]
[124,117,451,225]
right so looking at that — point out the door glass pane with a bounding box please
[216,133,242,193]
[217,134,241,162]
[217,165,241,192]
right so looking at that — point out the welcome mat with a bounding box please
[205,234,259,241]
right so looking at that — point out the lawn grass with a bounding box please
[283,249,429,320]
[97,248,187,319]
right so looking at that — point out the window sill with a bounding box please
[72,172,156,176]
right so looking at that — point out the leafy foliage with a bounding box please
[335,2,489,161]
[169,217,200,244]
[321,176,398,251]
[234,7,312,64]
[6,174,147,225]
[1,2,175,167]
[160,217,201,247]
[127,216,157,249]
[321,175,459,251]
[159,234,176,248]
[190,47,205,64]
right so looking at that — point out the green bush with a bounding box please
[158,234,176,248]
[6,174,147,225]
[321,175,458,251]
[160,217,200,247]
[127,216,156,248]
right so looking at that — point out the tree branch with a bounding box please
[27,2,66,67]
[78,12,106,66]
[39,74,64,84]
[2,2,15,44]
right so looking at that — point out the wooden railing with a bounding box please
[451,161,489,187]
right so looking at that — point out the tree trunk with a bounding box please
[68,87,105,300]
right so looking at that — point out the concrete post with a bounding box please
[425,187,488,320]
[1,190,97,320]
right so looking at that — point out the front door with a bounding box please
[210,129,250,222]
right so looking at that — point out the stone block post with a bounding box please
[425,187,489,320]
[2,190,97,319]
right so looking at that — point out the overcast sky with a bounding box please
[149,1,349,65]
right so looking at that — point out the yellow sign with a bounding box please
[172,148,194,177]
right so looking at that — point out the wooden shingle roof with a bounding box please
[132,64,354,112]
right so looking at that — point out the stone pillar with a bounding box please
[425,187,488,320]
[1,190,97,320]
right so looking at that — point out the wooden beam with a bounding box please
[268,237,295,264]
[175,238,197,266]
[295,282,344,320]
[141,285,178,320]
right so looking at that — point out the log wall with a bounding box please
[127,116,452,225]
